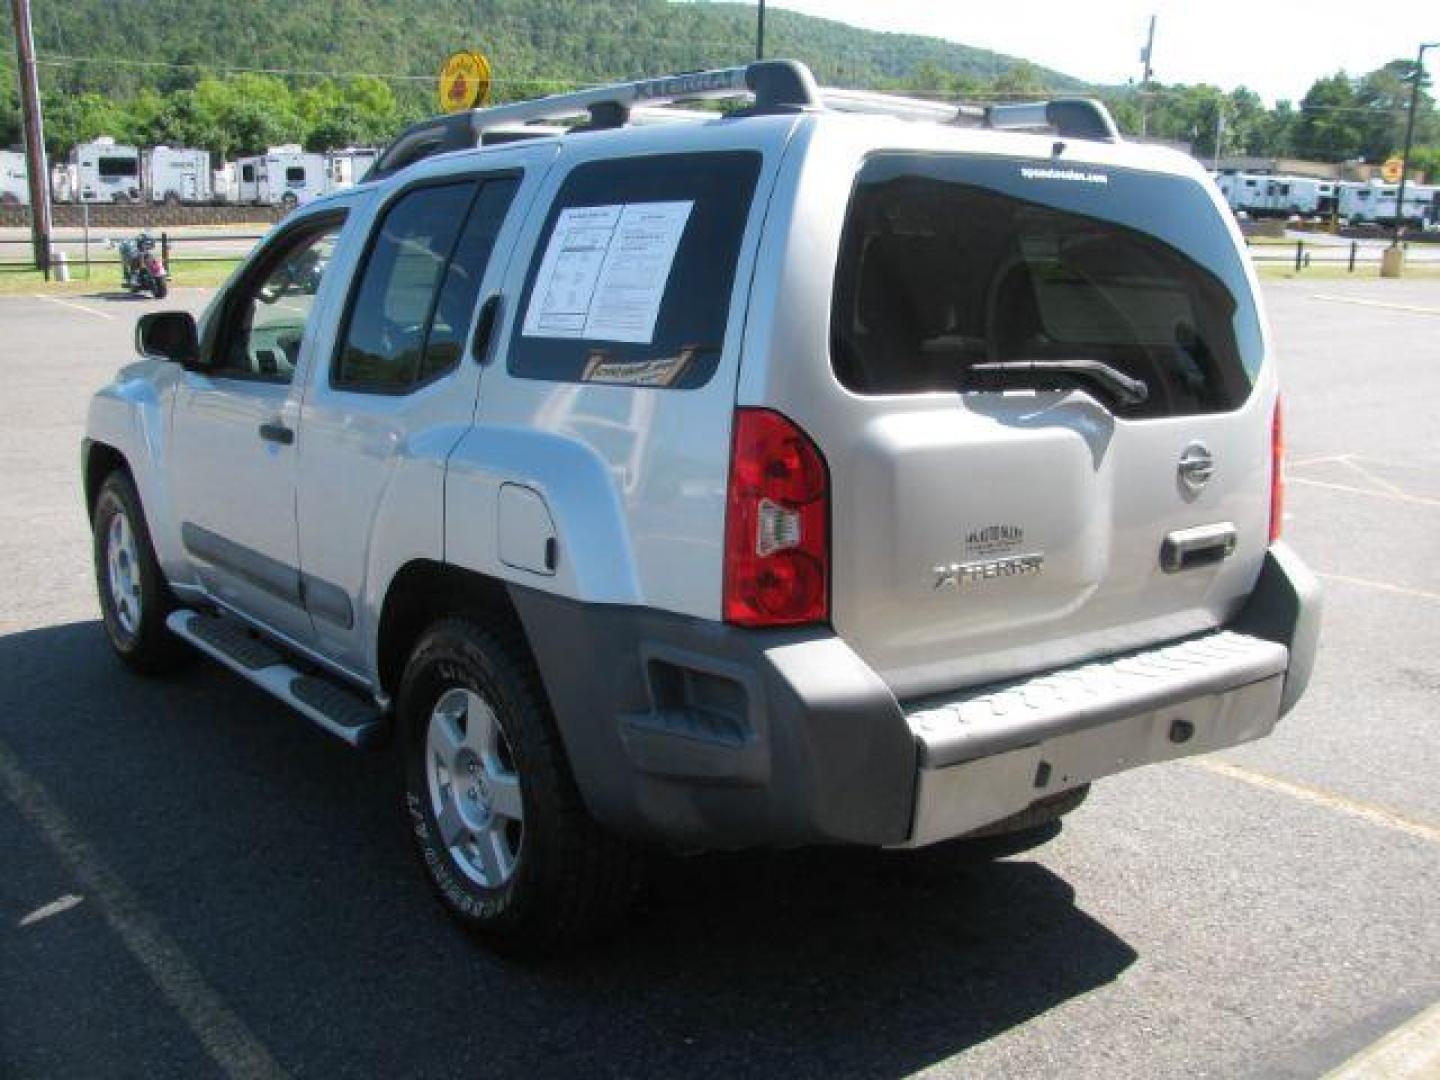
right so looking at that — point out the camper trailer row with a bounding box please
[1215,171,1440,227]
[7,138,378,207]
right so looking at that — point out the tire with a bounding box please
[398,617,641,949]
[947,784,1091,861]
[152,278,169,300]
[92,470,190,674]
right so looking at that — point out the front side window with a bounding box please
[831,154,1261,419]
[212,216,345,381]
[333,176,517,393]
[509,151,762,389]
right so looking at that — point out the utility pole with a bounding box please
[756,0,766,61]
[1214,104,1226,172]
[1391,41,1437,248]
[1139,14,1157,138]
[10,0,52,278]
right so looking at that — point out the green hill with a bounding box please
[3,0,1081,113]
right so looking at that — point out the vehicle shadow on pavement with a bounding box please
[0,621,1137,1078]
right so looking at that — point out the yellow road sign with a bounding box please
[1381,157,1404,184]
[438,51,493,113]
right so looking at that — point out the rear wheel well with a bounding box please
[375,561,528,699]
[84,442,130,520]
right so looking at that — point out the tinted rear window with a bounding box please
[509,151,761,389]
[832,155,1261,418]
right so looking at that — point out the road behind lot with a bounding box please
[0,281,1437,1078]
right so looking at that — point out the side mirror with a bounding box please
[135,311,199,366]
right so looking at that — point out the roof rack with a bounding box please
[369,59,1120,180]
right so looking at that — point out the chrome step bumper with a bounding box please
[901,630,1289,847]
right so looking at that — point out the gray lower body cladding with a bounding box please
[509,543,1320,851]
[509,587,918,848]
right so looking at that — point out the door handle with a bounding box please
[258,421,294,445]
[472,293,503,365]
[1160,522,1237,573]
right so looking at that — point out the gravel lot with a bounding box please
[1,280,1437,1078]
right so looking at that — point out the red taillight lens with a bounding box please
[723,408,829,627]
[1269,398,1284,543]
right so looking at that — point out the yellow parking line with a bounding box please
[1195,759,1440,845]
[1324,1001,1440,1080]
[34,294,114,321]
[0,737,286,1080]
[1319,572,1440,604]
[1290,476,1440,509]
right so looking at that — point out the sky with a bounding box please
[759,1,1438,104]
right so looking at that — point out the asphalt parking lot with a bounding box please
[1,280,1437,1078]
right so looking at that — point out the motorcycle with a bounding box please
[118,232,169,299]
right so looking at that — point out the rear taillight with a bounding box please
[1269,398,1284,543]
[723,408,829,627]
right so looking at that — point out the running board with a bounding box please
[166,609,389,749]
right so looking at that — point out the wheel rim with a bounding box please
[425,687,524,888]
[105,510,143,637]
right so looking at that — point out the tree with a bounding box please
[1296,72,1364,160]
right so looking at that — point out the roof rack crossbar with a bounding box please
[370,59,820,178]
[985,98,1121,142]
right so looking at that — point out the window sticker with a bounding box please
[522,200,693,344]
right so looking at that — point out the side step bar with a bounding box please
[166,609,389,748]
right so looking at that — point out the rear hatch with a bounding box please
[815,150,1272,699]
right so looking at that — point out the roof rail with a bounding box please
[370,59,820,179]
[368,61,1123,180]
[985,99,1121,143]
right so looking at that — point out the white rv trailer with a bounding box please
[50,162,78,203]
[1214,172,1337,218]
[1261,176,1337,217]
[212,162,238,204]
[1214,171,1268,215]
[72,137,142,203]
[145,146,213,203]
[1,150,28,205]
[1339,180,1440,225]
[325,147,378,193]
[235,145,327,206]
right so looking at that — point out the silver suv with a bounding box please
[83,60,1320,947]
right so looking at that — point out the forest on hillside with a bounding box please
[2,0,1436,176]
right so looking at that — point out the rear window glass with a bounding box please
[509,151,761,389]
[832,154,1261,418]
[286,166,306,185]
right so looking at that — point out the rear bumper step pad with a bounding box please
[905,630,1289,769]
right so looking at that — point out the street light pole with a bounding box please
[756,0,766,61]
[1392,41,1437,247]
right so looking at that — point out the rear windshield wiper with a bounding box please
[965,360,1149,407]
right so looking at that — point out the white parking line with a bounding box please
[1324,1000,1440,1080]
[1310,294,1440,316]
[33,294,114,321]
[1195,759,1440,845]
[1319,572,1440,604]
[17,893,84,927]
[0,737,286,1080]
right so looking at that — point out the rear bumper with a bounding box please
[511,543,1321,850]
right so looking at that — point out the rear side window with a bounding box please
[831,155,1260,418]
[509,151,762,389]
[334,176,516,393]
